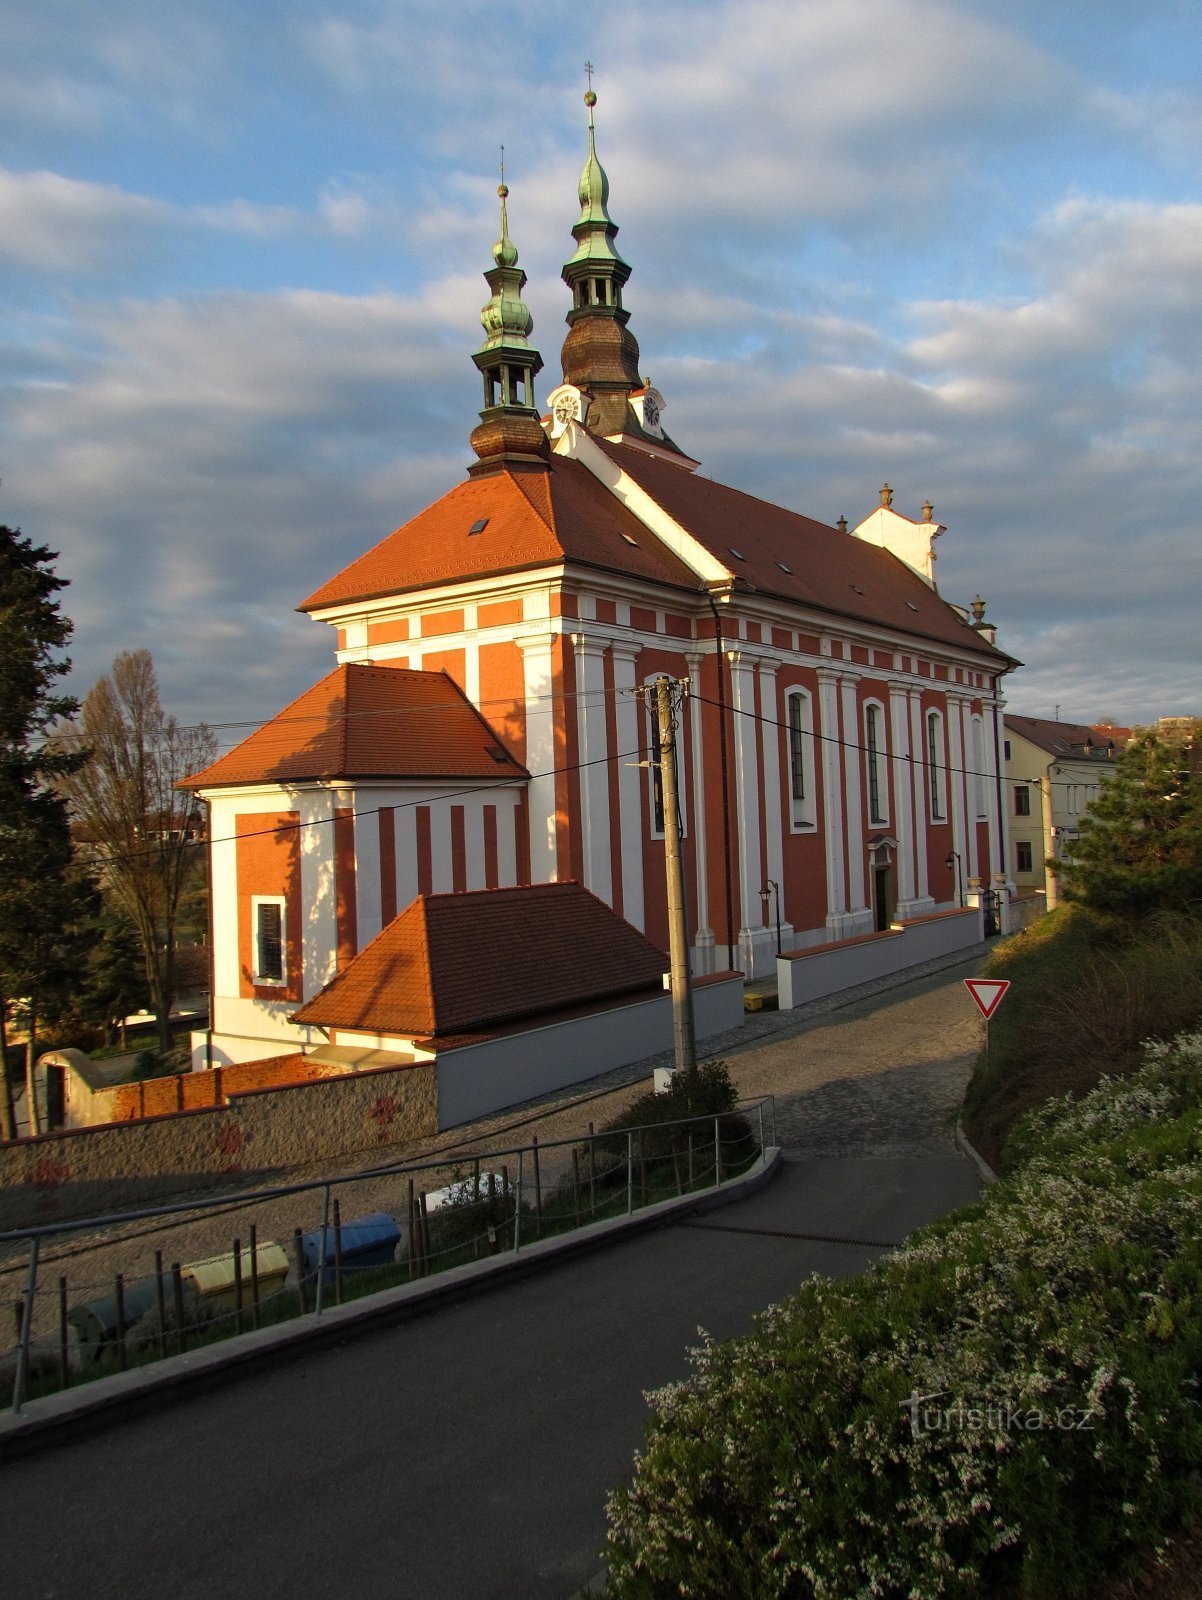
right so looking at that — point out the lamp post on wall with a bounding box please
[945,850,964,908]
[759,879,782,957]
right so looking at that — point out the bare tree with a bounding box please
[56,651,217,1056]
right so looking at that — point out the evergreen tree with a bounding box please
[1055,720,1202,916]
[0,526,92,1137]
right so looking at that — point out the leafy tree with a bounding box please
[54,650,216,1054]
[1054,720,1202,916]
[0,526,93,1137]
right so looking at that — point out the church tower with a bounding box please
[556,86,643,438]
[468,171,549,475]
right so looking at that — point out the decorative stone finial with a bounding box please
[922,500,934,523]
[837,515,848,534]
[880,483,893,508]
[971,595,987,624]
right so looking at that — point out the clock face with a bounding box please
[642,395,660,430]
[554,393,578,424]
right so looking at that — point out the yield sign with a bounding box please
[964,978,1010,1020]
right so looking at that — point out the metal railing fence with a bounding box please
[2,1096,775,1412]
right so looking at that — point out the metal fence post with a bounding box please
[513,1149,524,1252]
[713,1116,721,1188]
[11,1235,40,1413]
[770,1094,777,1151]
[314,1184,330,1316]
[758,1100,765,1160]
[626,1131,634,1214]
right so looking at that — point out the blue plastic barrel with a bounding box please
[301,1211,400,1289]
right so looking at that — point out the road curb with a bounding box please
[954,1116,998,1185]
[0,1148,782,1461]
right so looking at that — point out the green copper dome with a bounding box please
[477,182,535,353]
[568,88,627,269]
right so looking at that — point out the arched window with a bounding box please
[785,688,816,829]
[926,709,946,821]
[864,701,889,826]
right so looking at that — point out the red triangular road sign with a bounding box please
[965,978,1010,1020]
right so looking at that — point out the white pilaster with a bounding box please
[686,650,715,972]
[354,795,382,949]
[610,641,645,930]
[817,667,852,938]
[299,790,337,1000]
[571,633,613,904]
[839,673,869,924]
[908,690,933,909]
[516,631,559,884]
[888,684,919,914]
[728,650,773,975]
[947,693,968,906]
[757,661,794,953]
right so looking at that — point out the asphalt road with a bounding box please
[2,1152,979,1600]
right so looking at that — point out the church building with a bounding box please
[186,89,1017,1072]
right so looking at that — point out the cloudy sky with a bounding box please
[2,0,1199,743]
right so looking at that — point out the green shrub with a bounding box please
[602,1031,1202,1599]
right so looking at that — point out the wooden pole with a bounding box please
[418,1191,431,1276]
[655,675,697,1073]
[588,1122,596,1216]
[571,1148,582,1228]
[407,1178,416,1280]
[332,1199,344,1305]
[532,1136,543,1236]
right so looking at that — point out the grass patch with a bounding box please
[962,906,1202,1170]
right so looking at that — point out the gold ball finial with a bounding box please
[498,183,509,199]
[585,89,597,107]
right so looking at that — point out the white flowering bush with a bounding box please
[602,1031,1202,1598]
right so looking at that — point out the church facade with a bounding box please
[187,90,1016,1070]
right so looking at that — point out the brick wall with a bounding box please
[79,1054,329,1126]
[0,1062,439,1231]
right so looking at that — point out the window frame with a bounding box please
[926,708,946,822]
[1016,840,1034,874]
[251,895,287,986]
[864,700,889,827]
[643,683,686,841]
[785,687,816,830]
[1014,784,1031,817]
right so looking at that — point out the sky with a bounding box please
[2,0,1200,747]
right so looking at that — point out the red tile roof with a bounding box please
[299,458,701,612]
[183,663,527,788]
[292,882,669,1037]
[592,439,1017,663]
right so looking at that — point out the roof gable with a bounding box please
[183,663,527,789]
[299,457,700,614]
[292,882,669,1037]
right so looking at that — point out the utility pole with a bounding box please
[654,675,697,1075]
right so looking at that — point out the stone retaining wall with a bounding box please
[0,1062,438,1233]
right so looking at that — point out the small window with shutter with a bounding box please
[253,897,286,984]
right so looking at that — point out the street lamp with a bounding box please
[759,879,782,957]
[944,850,964,907]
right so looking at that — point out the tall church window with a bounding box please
[252,897,286,985]
[644,681,686,840]
[927,710,946,821]
[971,715,986,819]
[865,702,888,826]
[785,688,815,828]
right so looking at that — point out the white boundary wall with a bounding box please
[777,909,981,1011]
[434,974,745,1128]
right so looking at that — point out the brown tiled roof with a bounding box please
[592,438,1017,663]
[1006,714,1132,761]
[299,457,701,612]
[182,663,527,789]
[292,882,669,1037]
